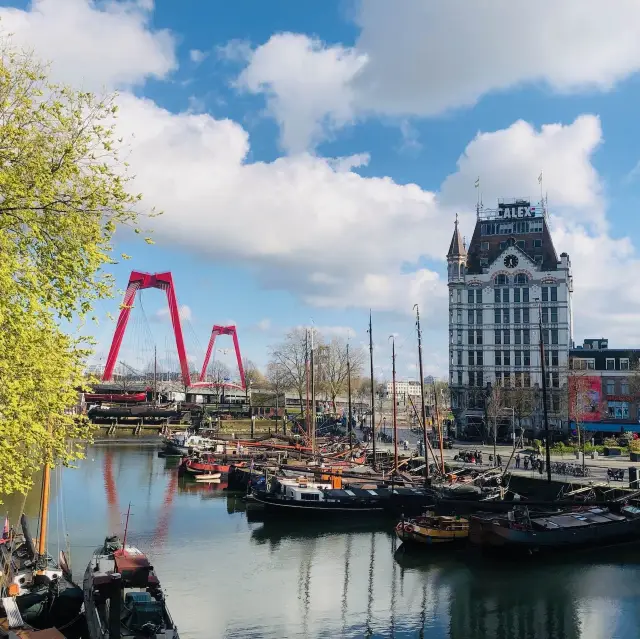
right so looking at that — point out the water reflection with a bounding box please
[18,443,639,639]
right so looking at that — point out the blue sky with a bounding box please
[5,0,640,380]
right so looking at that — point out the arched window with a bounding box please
[515,274,529,284]
[494,274,508,285]
[453,263,459,277]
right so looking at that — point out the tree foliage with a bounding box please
[0,45,150,496]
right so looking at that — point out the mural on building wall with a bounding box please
[568,376,602,422]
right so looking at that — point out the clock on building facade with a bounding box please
[504,254,518,268]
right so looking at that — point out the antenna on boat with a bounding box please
[368,311,376,470]
[388,335,398,474]
[122,502,132,552]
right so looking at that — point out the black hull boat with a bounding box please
[469,504,640,554]
[83,535,179,638]
[0,515,85,638]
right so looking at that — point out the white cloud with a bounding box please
[236,32,367,153]
[0,0,176,91]
[237,1,640,150]
[217,38,252,63]
[254,318,271,332]
[157,305,192,322]
[189,48,207,64]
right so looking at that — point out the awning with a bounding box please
[571,422,640,433]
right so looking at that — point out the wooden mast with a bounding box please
[414,304,429,483]
[433,380,445,474]
[368,311,376,470]
[390,335,398,473]
[37,419,52,566]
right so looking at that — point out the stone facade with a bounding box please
[447,199,573,438]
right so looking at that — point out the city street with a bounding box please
[372,433,639,487]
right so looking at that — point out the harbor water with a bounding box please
[6,442,640,639]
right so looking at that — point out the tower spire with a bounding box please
[447,215,466,259]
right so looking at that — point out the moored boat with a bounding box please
[83,534,179,638]
[469,504,640,554]
[395,512,469,546]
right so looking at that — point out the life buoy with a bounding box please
[403,524,413,533]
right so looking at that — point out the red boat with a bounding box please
[84,392,147,403]
[182,456,231,475]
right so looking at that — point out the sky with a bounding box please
[5,0,640,382]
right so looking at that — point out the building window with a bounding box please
[481,241,489,251]
[494,288,501,303]
[457,290,462,302]
[469,372,475,387]
[514,274,528,284]
[523,352,530,367]
[523,308,529,323]
[477,372,484,388]
[551,287,557,302]
[523,329,530,345]
[503,329,510,345]
[534,255,543,264]
[495,329,501,345]
[457,330,462,344]
[457,310,462,323]
[477,350,484,365]
[480,258,488,267]
[468,289,474,304]
[514,288,520,303]
[620,358,630,371]
[468,351,475,366]
[504,351,511,366]
[495,372,503,386]
[468,331,474,345]
[468,309,474,324]
[503,309,509,323]
[494,309,501,324]
[476,289,482,304]
[476,310,483,325]
[499,241,507,250]
[457,351,462,365]
[523,372,531,387]
[514,372,522,387]
[515,351,522,366]
[552,394,560,412]
[551,329,558,345]
[552,372,559,388]
[606,380,615,395]
[542,287,549,302]
[606,358,615,370]
[542,307,548,323]
[503,288,510,303]
[514,308,521,323]
[552,351,558,366]
[551,307,558,323]
[523,288,529,303]
[622,381,630,395]
[533,239,542,248]
[494,274,508,285]
[458,372,463,386]
[515,329,521,345]
[573,358,595,370]
[607,401,630,419]
[495,351,502,366]
[542,330,549,345]
[476,330,483,345]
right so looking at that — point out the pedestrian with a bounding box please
[515,453,521,469]
[497,454,502,468]
[538,461,543,475]
[524,457,529,471]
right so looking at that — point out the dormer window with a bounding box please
[534,255,543,264]
[494,274,508,285]
[514,274,529,284]
[507,237,516,247]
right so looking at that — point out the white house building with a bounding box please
[385,380,422,397]
[447,198,573,438]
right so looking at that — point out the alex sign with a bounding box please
[569,376,602,422]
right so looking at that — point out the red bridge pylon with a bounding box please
[101,271,191,387]
[193,325,246,390]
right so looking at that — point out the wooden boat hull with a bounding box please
[469,510,640,553]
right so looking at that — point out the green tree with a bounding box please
[0,45,151,496]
